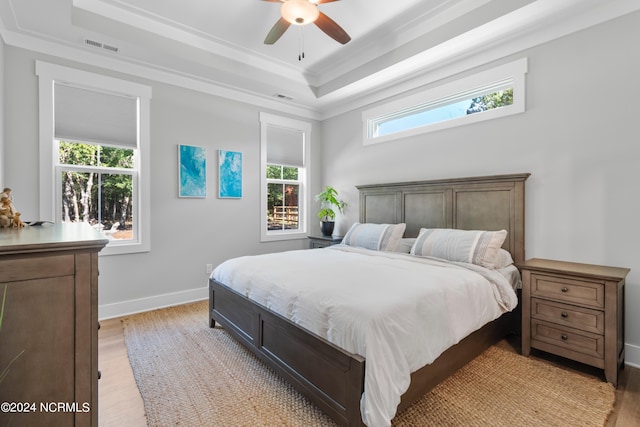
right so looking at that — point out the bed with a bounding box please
[209,173,529,426]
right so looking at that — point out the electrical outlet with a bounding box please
[206,264,213,274]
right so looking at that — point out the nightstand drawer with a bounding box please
[530,273,604,309]
[531,298,604,334]
[531,319,604,360]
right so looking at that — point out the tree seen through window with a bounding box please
[59,141,134,239]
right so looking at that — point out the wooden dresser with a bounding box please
[520,258,629,387]
[0,223,107,426]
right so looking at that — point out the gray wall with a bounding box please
[321,12,640,365]
[1,46,322,317]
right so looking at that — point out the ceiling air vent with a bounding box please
[102,44,119,53]
[84,39,119,53]
[84,39,102,48]
[273,93,294,101]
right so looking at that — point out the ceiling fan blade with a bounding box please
[264,17,291,44]
[314,0,341,3]
[314,11,351,44]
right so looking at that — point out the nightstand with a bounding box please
[520,258,629,387]
[307,235,342,249]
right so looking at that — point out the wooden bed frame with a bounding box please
[209,173,529,426]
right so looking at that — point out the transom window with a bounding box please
[373,81,513,137]
[363,58,527,145]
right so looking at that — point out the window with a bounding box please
[260,113,311,242]
[36,61,152,255]
[363,58,527,145]
[58,141,134,240]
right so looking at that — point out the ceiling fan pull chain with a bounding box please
[298,26,305,61]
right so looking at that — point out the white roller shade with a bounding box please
[266,125,304,167]
[54,83,138,148]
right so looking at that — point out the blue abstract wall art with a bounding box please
[218,150,242,199]
[178,144,207,198]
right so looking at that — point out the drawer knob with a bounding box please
[561,287,569,293]
[561,312,568,318]
[561,334,568,341]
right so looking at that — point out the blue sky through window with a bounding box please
[364,59,525,144]
[377,99,471,136]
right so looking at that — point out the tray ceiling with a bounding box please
[0,0,638,118]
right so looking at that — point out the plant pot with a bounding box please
[320,221,335,237]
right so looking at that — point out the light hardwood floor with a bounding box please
[98,319,147,427]
[98,315,640,427]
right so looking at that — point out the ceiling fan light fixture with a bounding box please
[281,0,319,26]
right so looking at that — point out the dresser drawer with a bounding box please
[531,298,604,334]
[530,273,604,309]
[0,254,75,282]
[531,319,604,360]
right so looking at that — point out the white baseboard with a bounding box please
[98,287,208,320]
[625,342,640,369]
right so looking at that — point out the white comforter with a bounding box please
[212,245,517,427]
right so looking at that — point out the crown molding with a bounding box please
[0,26,322,120]
[72,0,308,86]
[1,0,639,122]
[316,0,640,119]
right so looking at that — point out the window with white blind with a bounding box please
[36,61,152,255]
[260,113,310,242]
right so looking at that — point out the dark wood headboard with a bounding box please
[356,173,530,264]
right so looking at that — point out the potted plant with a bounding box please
[315,186,347,237]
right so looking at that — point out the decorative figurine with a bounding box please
[0,188,19,228]
[0,196,11,228]
[12,212,25,229]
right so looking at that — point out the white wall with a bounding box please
[1,46,323,318]
[321,11,640,366]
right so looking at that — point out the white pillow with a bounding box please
[494,248,515,269]
[395,238,416,254]
[410,228,507,268]
[342,223,406,252]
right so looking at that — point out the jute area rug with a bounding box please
[122,301,615,426]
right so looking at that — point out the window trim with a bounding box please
[36,61,152,255]
[259,112,311,242]
[362,58,527,145]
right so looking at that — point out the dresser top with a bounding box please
[0,223,109,255]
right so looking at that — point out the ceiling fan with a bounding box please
[262,0,351,45]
